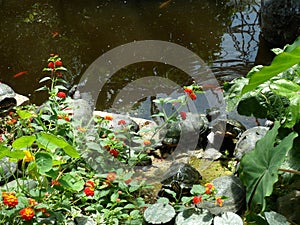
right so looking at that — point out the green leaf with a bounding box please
[239,122,298,211]
[191,184,206,195]
[242,46,300,94]
[264,211,290,225]
[213,212,243,225]
[6,150,25,159]
[39,77,52,83]
[16,109,34,120]
[144,203,176,224]
[36,132,80,158]
[0,145,11,159]
[35,86,48,92]
[59,173,85,192]
[12,136,36,149]
[35,152,53,174]
[284,96,300,128]
[270,79,300,98]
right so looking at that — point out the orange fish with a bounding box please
[13,71,28,78]
[159,0,172,9]
[51,31,59,38]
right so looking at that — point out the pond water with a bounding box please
[0,0,273,124]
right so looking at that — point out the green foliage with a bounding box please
[225,37,300,128]
[239,122,298,211]
[242,37,300,94]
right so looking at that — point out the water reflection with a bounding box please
[0,0,263,112]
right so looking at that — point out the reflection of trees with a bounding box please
[212,1,261,82]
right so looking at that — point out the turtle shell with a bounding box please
[161,113,210,147]
[158,162,202,200]
[161,162,202,188]
[0,83,16,110]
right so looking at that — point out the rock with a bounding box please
[70,99,94,127]
[234,126,269,160]
[276,190,300,224]
[197,175,246,215]
[15,93,29,106]
[261,0,300,45]
[0,157,17,184]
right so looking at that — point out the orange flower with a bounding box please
[3,194,18,208]
[193,195,202,204]
[104,114,113,121]
[84,187,94,196]
[6,119,17,125]
[106,172,116,181]
[215,197,224,207]
[116,198,121,203]
[19,207,35,221]
[85,180,95,188]
[28,198,38,207]
[51,179,60,187]
[117,119,126,125]
[143,140,151,145]
[204,183,215,194]
[188,92,197,100]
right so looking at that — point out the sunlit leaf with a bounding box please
[239,122,298,211]
[12,136,36,149]
[35,152,52,174]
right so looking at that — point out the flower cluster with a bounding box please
[192,183,225,207]
[84,180,95,196]
[19,207,35,221]
[48,55,63,70]
[2,192,18,208]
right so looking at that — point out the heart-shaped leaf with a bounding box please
[239,121,298,211]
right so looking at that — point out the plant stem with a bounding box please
[278,168,300,175]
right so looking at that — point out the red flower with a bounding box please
[84,187,95,196]
[117,119,126,125]
[184,88,193,94]
[205,183,215,194]
[19,207,35,221]
[105,115,113,121]
[193,195,202,204]
[28,198,38,207]
[179,111,187,120]
[85,180,95,188]
[57,91,66,99]
[106,172,116,181]
[3,193,18,208]
[215,197,224,207]
[188,92,197,100]
[51,180,60,186]
[109,149,119,158]
[55,60,63,67]
[48,61,54,69]
[125,179,132,185]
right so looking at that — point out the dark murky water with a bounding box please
[0,0,273,122]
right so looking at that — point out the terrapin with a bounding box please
[158,162,202,200]
[0,83,17,112]
[160,113,210,149]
